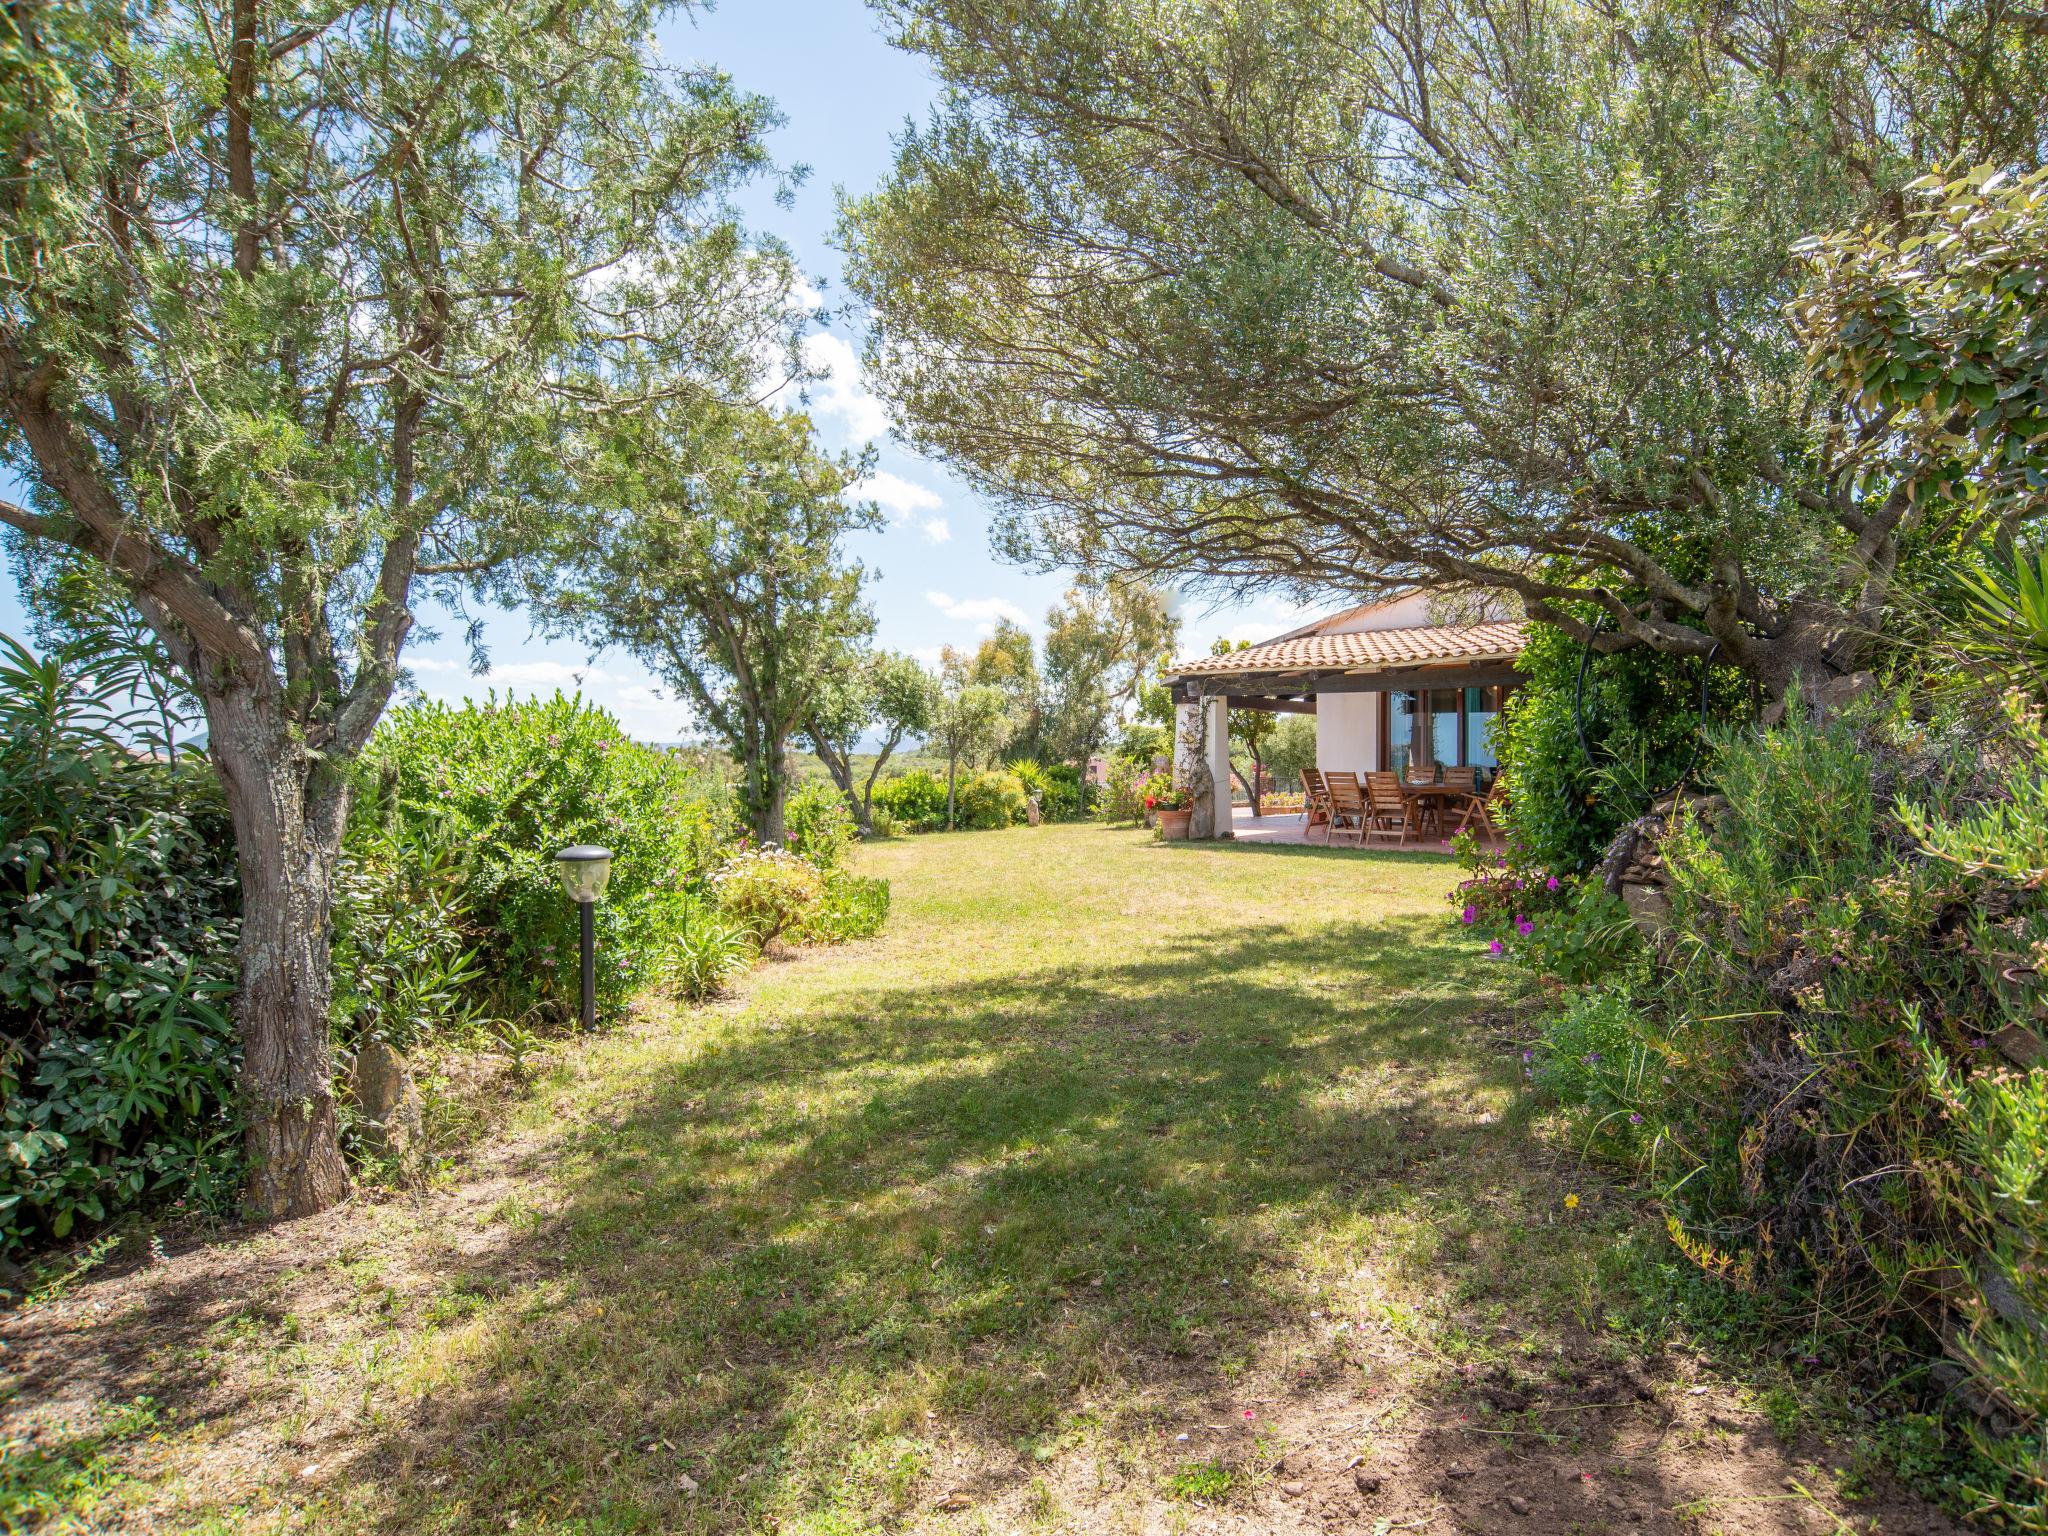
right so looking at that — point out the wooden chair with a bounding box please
[1435,766,1479,840]
[1456,775,1506,840]
[1323,770,1368,845]
[1300,767,1332,835]
[1363,771,1416,845]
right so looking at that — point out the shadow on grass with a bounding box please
[8,902,1900,1534]
[294,915,1580,1531]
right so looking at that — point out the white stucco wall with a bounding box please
[1315,691,1379,774]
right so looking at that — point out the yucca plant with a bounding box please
[1956,546,2048,701]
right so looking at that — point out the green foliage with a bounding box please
[1494,619,1744,873]
[1516,704,2048,1522]
[330,825,488,1053]
[1098,755,1152,824]
[784,779,856,869]
[539,404,879,843]
[0,633,241,1259]
[789,871,893,945]
[1795,165,2048,531]
[711,847,824,945]
[357,694,734,1029]
[1951,546,2048,702]
[1262,715,1316,794]
[953,769,1029,830]
[844,0,2045,692]
[1010,759,1086,820]
[872,770,949,833]
[666,900,753,1004]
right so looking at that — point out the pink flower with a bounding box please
[1515,917,1534,937]
[1545,876,1560,892]
[1460,904,1478,924]
[1243,1409,1256,1420]
[1487,939,1504,956]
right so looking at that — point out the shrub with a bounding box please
[784,778,856,867]
[1010,759,1086,820]
[954,769,1028,829]
[872,769,948,832]
[355,693,734,1029]
[1100,755,1151,823]
[869,807,901,839]
[1493,618,1747,873]
[711,846,824,944]
[667,898,753,1002]
[330,824,488,1053]
[1519,700,2048,1521]
[0,633,242,1259]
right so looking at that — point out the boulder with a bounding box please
[347,1038,425,1176]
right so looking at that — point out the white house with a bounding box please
[1162,593,1527,836]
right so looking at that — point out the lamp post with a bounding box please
[553,845,613,1030]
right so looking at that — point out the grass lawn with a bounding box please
[1,825,1965,1535]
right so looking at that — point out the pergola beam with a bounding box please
[1172,660,1522,704]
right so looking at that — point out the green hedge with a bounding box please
[352,693,736,1029]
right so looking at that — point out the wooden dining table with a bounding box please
[1399,780,1463,838]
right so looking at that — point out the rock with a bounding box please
[347,1038,425,1175]
[1445,1463,1472,1480]
[1620,881,1673,941]
[1281,1481,1306,1498]
[1507,1494,1531,1516]
[1354,1470,1382,1495]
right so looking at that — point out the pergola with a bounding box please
[1163,620,1528,838]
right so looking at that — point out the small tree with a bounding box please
[928,682,1009,829]
[806,650,940,833]
[967,618,1042,760]
[0,0,793,1214]
[1041,579,1178,771]
[1263,715,1317,795]
[544,406,878,846]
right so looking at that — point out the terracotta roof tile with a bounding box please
[1170,621,1526,678]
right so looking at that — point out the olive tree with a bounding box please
[543,405,879,846]
[0,0,799,1214]
[806,650,941,833]
[843,0,2046,700]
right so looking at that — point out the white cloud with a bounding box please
[856,470,942,519]
[919,516,952,544]
[911,645,946,667]
[800,330,891,442]
[927,589,1032,635]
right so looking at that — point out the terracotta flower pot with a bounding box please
[1158,808,1193,841]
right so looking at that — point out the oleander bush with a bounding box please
[783,778,856,866]
[0,633,242,1261]
[354,693,736,1029]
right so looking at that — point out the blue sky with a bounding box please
[0,0,1326,743]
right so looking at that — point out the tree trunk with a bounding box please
[755,735,790,847]
[857,729,905,836]
[812,733,870,834]
[946,751,958,830]
[203,683,351,1221]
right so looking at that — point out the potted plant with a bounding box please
[1150,781,1196,840]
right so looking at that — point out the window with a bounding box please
[1381,681,1515,782]
[1466,685,1503,774]
[1388,690,1419,776]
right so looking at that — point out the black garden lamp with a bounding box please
[554,845,613,1030]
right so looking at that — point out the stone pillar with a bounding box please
[1174,694,1217,839]
[1205,696,1231,837]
